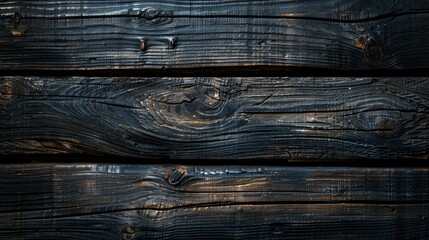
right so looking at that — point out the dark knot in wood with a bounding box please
[167,168,186,186]
[168,37,177,49]
[139,8,173,24]
[0,84,12,102]
[139,39,147,51]
[375,116,396,137]
[363,35,385,62]
[270,223,288,235]
[9,12,27,36]
[354,26,386,62]
[140,79,247,132]
[122,226,136,240]
[124,226,135,234]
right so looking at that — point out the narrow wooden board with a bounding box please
[0,76,427,160]
[1,164,428,239]
[1,0,428,19]
[0,1,429,70]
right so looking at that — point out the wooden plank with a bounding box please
[1,164,428,239]
[0,4,429,70]
[0,76,427,160]
[1,0,428,19]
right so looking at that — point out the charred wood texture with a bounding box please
[0,1,429,70]
[1,1,429,238]
[0,77,427,160]
[0,164,428,239]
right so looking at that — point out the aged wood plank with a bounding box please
[1,0,428,19]
[0,76,427,160]
[0,6,429,70]
[0,164,428,239]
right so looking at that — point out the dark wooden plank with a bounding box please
[1,164,428,239]
[1,0,428,19]
[0,5,429,70]
[0,76,427,160]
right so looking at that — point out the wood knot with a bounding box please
[122,226,136,240]
[124,226,135,234]
[204,86,222,106]
[375,117,395,130]
[375,116,396,137]
[0,84,12,102]
[349,110,403,138]
[363,36,385,62]
[270,223,287,235]
[139,39,147,51]
[167,168,187,186]
[140,79,247,130]
[9,12,27,36]
[354,26,386,62]
[139,8,173,24]
[167,37,177,49]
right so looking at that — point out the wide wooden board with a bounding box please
[1,164,428,239]
[0,76,427,160]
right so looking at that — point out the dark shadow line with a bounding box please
[1,67,429,78]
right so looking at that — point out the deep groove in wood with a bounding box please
[2,68,429,78]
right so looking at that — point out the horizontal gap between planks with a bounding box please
[2,67,429,78]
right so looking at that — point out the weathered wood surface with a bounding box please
[1,0,428,19]
[1,1,429,70]
[0,76,427,160]
[0,164,428,239]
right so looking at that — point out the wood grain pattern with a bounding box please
[1,164,428,239]
[0,76,427,160]
[1,0,427,19]
[0,1,429,70]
